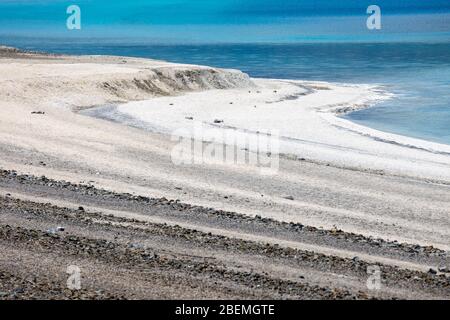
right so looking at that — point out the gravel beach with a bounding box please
[0,47,449,300]
[0,170,449,299]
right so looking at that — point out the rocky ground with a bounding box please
[0,169,449,300]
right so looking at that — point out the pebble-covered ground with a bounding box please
[0,169,449,300]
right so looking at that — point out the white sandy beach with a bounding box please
[95,79,450,181]
[0,49,449,250]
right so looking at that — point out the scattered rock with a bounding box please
[78,206,85,212]
[438,266,448,273]
[13,288,24,294]
[46,226,65,234]
[428,268,437,275]
[128,243,144,249]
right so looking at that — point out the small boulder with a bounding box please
[438,266,448,273]
[428,268,438,275]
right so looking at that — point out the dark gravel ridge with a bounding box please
[0,224,367,300]
[1,195,449,299]
[0,169,446,258]
[0,269,122,300]
[1,168,449,299]
[1,196,446,285]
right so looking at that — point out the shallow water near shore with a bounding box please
[4,40,450,145]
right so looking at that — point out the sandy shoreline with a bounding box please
[0,47,449,299]
[84,78,450,182]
